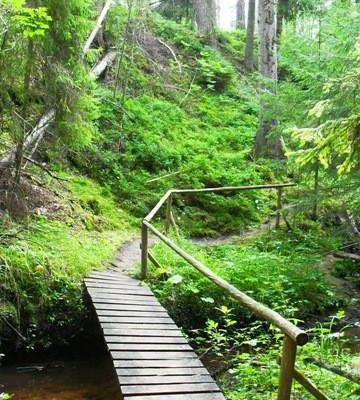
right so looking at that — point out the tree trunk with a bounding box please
[254,0,282,158]
[192,0,217,34]
[83,0,113,54]
[14,38,34,182]
[236,0,246,30]
[244,0,256,71]
[276,0,288,42]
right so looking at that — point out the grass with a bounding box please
[0,173,137,350]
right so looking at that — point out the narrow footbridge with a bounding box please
[85,240,225,400]
[85,184,329,400]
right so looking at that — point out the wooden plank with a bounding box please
[116,367,210,377]
[96,310,169,317]
[120,375,214,385]
[86,278,147,288]
[111,351,197,360]
[93,303,166,312]
[90,296,159,305]
[87,287,156,302]
[123,393,226,400]
[87,274,137,282]
[104,329,183,337]
[88,292,158,302]
[86,281,152,292]
[108,343,192,351]
[100,323,179,330]
[88,272,137,280]
[106,336,188,344]
[99,316,175,324]
[121,383,220,395]
[88,288,153,296]
[114,359,204,369]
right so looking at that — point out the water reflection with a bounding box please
[1,352,123,400]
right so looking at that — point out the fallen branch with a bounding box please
[157,38,182,73]
[0,316,27,342]
[90,48,117,78]
[333,251,360,262]
[179,68,198,106]
[83,0,113,54]
[146,170,181,184]
[307,358,360,385]
[23,156,70,182]
[346,210,360,236]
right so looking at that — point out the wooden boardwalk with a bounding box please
[85,240,226,400]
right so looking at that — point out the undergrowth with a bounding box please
[0,174,135,350]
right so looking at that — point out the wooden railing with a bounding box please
[141,184,327,400]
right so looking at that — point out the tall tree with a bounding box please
[236,0,246,29]
[192,0,217,34]
[254,0,281,158]
[244,0,255,71]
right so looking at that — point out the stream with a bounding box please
[0,339,123,400]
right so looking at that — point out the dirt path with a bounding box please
[191,214,281,246]
[109,236,157,274]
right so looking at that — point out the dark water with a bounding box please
[0,347,123,400]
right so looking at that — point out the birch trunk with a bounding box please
[254,0,282,158]
[236,0,246,30]
[0,1,115,167]
[83,0,113,54]
[244,0,256,71]
[192,0,217,34]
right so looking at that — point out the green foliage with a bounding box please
[0,175,135,349]
[11,6,52,38]
[278,2,360,175]
[291,39,360,174]
[221,314,358,399]
[197,47,235,91]
[147,228,339,333]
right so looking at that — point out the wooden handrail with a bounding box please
[145,183,295,222]
[143,220,308,346]
[141,183,308,400]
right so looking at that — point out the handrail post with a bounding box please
[165,193,173,235]
[141,221,148,280]
[278,335,297,400]
[276,187,283,229]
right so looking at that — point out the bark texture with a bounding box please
[244,0,256,71]
[255,0,282,158]
[236,0,246,29]
[192,0,217,34]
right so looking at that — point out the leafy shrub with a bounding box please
[197,48,235,91]
[148,229,339,333]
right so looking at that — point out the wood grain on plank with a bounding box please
[122,383,220,395]
[123,393,226,400]
[108,343,192,351]
[106,336,188,344]
[110,351,197,360]
[116,367,210,377]
[104,329,183,337]
[120,374,214,385]
[114,359,204,368]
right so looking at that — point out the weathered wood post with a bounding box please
[165,194,173,234]
[141,221,148,280]
[276,187,283,229]
[278,335,297,400]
